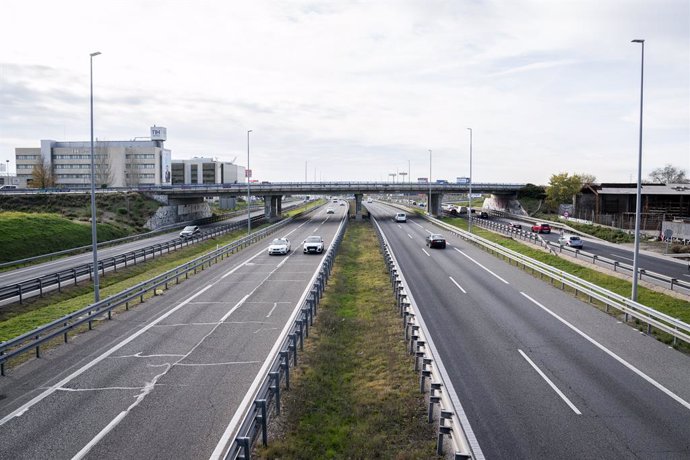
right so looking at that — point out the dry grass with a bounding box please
[257,221,439,459]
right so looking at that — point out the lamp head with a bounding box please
[90,51,101,57]
[631,39,644,43]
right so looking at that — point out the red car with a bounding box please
[531,223,551,234]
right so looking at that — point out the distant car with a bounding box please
[531,223,551,234]
[179,225,200,238]
[303,235,324,254]
[0,185,17,190]
[418,203,426,208]
[510,222,522,229]
[479,211,489,219]
[268,238,291,255]
[367,198,373,203]
[426,234,446,249]
[326,208,335,214]
[558,234,584,249]
[339,202,345,206]
[394,212,407,222]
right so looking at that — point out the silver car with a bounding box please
[558,234,583,249]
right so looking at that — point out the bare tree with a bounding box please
[648,164,688,184]
[94,141,113,188]
[30,155,56,188]
[124,147,141,187]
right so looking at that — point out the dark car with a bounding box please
[510,222,522,229]
[531,223,551,234]
[479,211,489,219]
[426,234,446,249]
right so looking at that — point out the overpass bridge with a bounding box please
[1,181,525,222]
[149,181,524,221]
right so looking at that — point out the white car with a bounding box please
[303,235,324,254]
[268,238,291,255]
[366,198,373,203]
[394,212,407,223]
[326,208,335,214]
[558,234,584,249]
[179,225,200,238]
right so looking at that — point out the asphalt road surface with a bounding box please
[368,202,690,459]
[0,204,346,459]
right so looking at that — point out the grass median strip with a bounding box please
[258,221,439,459]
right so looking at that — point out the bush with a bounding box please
[671,244,690,254]
[116,208,128,215]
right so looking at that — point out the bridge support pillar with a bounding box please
[263,195,283,222]
[429,193,442,217]
[355,193,363,220]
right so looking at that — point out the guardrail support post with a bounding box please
[1,352,5,376]
[429,382,442,423]
[280,351,290,390]
[296,320,304,350]
[256,399,268,446]
[236,437,250,459]
[270,371,281,416]
[301,308,310,337]
[437,410,453,455]
[289,334,298,366]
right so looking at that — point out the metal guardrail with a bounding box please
[0,216,298,376]
[0,206,265,270]
[216,215,348,460]
[428,215,690,347]
[0,216,266,305]
[463,214,690,295]
[372,217,479,459]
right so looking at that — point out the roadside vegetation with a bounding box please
[440,216,690,350]
[0,212,131,263]
[257,221,439,459]
[0,199,324,343]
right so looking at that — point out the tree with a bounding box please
[648,164,688,184]
[546,172,582,210]
[30,155,56,188]
[575,173,596,185]
[94,141,113,188]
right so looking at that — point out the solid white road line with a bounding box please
[518,349,582,415]
[520,292,690,411]
[266,302,279,318]
[449,276,467,294]
[422,248,430,257]
[454,248,510,284]
[408,233,413,239]
[610,253,634,262]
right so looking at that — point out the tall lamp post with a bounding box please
[428,149,432,213]
[467,128,473,233]
[247,129,253,234]
[631,39,645,301]
[89,51,101,302]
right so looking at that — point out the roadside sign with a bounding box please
[245,169,252,178]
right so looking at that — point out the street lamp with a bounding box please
[631,39,645,301]
[247,129,252,234]
[428,149,432,213]
[89,51,101,303]
[389,173,396,182]
[467,128,473,233]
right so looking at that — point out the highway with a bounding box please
[368,202,690,458]
[0,204,307,305]
[0,204,346,459]
[480,214,690,284]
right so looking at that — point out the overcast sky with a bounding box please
[1,0,688,185]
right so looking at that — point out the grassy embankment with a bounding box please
[440,216,690,348]
[0,212,130,263]
[258,221,439,459]
[0,200,324,344]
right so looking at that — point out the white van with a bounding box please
[394,212,407,223]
